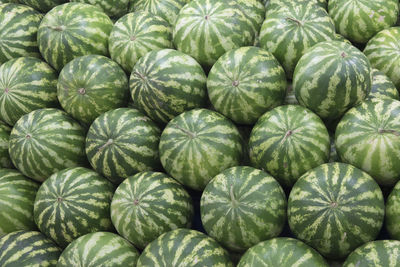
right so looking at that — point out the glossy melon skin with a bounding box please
[70,0,130,18]
[386,181,400,240]
[368,69,399,100]
[18,0,67,13]
[0,121,12,168]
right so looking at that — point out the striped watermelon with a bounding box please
[130,49,207,124]
[86,108,161,184]
[288,162,385,259]
[369,69,399,100]
[236,0,265,39]
[8,108,87,182]
[137,229,233,266]
[335,99,400,186]
[207,46,287,125]
[237,237,329,267]
[70,0,129,18]
[343,240,400,267]
[57,55,129,125]
[58,232,139,267]
[293,40,371,121]
[328,0,398,44]
[37,3,113,71]
[0,4,42,64]
[111,171,193,249]
[0,169,39,236]
[0,121,11,168]
[0,230,61,267]
[249,105,330,187]
[268,0,327,10]
[109,11,173,73]
[386,181,400,239]
[17,0,67,13]
[173,0,255,68]
[0,57,58,126]
[259,1,335,78]
[200,166,287,252]
[364,27,400,89]
[159,108,243,191]
[34,167,114,248]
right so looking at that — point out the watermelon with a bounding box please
[0,169,39,236]
[86,108,161,184]
[288,162,384,259]
[109,11,173,73]
[0,57,58,126]
[235,0,265,39]
[200,166,287,252]
[207,46,287,125]
[70,0,129,18]
[268,0,327,10]
[8,108,87,182]
[259,1,335,78]
[249,105,330,187]
[0,121,11,168]
[111,171,193,249]
[37,2,113,71]
[343,240,400,267]
[159,108,243,191]
[137,229,233,266]
[57,55,129,125]
[34,167,114,248]
[364,27,400,89]
[0,230,61,267]
[386,181,400,240]
[328,0,398,44]
[173,0,255,68]
[369,69,400,100]
[58,232,140,267]
[335,99,400,186]
[293,40,371,122]
[130,49,207,124]
[0,4,42,64]
[237,237,329,267]
[17,0,67,13]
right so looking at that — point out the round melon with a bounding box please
[268,0,327,10]
[293,40,371,121]
[207,46,287,125]
[109,11,173,73]
[34,167,114,248]
[386,181,400,240]
[159,108,243,191]
[70,0,129,18]
[201,166,287,252]
[237,237,329,267]
[335,99,400,186]
[9,108,87,182]
[58,232,140,267]
[130,49,207,124]
[0,57,58,126]
[37,2,113,71]
[111,171,193,249]
[249,105,330,187]
[0,121,11,168]
[288,162,385,259]
[17,0,67,13]
[369,69,399,100]
[137,229,233,267]
[57,55,129,125]
[0,169,39,236]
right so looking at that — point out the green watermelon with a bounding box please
[386,181,400,239]
[235,0,265,38]
[288,162,384,259]
[0,121,11,168]
[328,0,398,44]
[130,49,207,124]
[200,166,287,252]
[159,108,243,191]
[343,240,400,267]
[293,40,371,122]
[0,230,61,267]
[70,0,129,18]
[335,99,400,186]
[86,108,161,184]
[111,171,193,249]
[109,11,173,73]
[57,55,129,125]
[268,0,327,10]
[37,2,113,71]
[58,232,140,267]
[259,1,335,78]
[8,108,87,182]
[369,69,399,100]
[237,237,329,267]
[17,0,67,13]
[0,4,42,64]
[207,46,287,125]
[0,57,58,126]
[34,167,114,248]
[0,169,39,236]
[249,105,330,187]
[137,229,233,266]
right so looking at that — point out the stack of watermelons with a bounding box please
[1,0,400,266]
